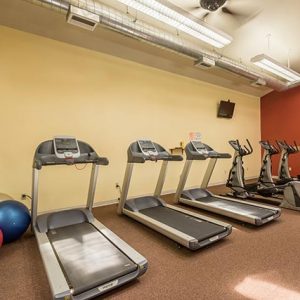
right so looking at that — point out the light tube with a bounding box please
[251,54,300,83]
[116,0,232,48]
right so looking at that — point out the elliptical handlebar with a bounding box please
[276,140,283,150]
[277,140,299,154]
[228,139,253,157]
[267,140,279,155]
[236,139,242,155]
[285,140,299,153]
[237,139,252,156]
[244,139,253,155]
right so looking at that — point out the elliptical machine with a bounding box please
[226,139,282,204]
[276,140,299,185]
[227,139,300,211]
[256,140,283,193]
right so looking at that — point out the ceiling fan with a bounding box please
[189,0,259,23]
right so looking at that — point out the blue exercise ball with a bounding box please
[0,200,31,244]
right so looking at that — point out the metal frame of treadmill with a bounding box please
[118,159,232,250]
[31,148,147,300]
[175,155,281,226]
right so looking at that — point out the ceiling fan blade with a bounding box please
[201,12,210,20]
[189,7,210,20]
[222,7,236,16]
[223,6,255,18]
[185,1,201,11]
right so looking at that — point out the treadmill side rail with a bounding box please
[92,219,148,273]
[123,209,196,248]
[34,228,71,299]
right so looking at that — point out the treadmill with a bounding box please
[174,140,281,226]
[31,136,147,300]
[117,140,232,250]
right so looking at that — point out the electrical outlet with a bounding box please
[289,167,292,171]
[21,194,27,200]
[115,183,120,189]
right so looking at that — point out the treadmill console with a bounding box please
[191,140,209,155]
[137,140,158,156]
[54,136,80,159]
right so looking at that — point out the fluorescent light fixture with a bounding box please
[116,0,232,48]
[251,54,300,83]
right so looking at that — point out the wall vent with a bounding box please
[194,56,215,69]
[251,78,267,87]
[67,5,99,31]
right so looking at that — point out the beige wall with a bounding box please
[0,26,261,212]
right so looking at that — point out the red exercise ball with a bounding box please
[0,229,3,247]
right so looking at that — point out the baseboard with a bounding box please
[40,176,259,212]
[94,199,119,207]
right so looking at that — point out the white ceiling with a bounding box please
[170,0,300,70]
[1,0,299,97]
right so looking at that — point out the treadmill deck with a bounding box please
[48,222,137,295]
[194,196,276,219]
[182,189,276,219]
[140,206,227,241]
[196,197,275,219]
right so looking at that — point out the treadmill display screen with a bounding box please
[138,140,158,155]
[191,141,208,154]
[55,138,78,151]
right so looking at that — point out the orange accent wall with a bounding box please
[261,86,300,176]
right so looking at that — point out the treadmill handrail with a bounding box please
[185,142,231,160]
[209,152,232,159]
[33,140,109,169]
[127,154,183,163]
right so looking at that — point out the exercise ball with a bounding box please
[0,229,3,247]
[0,200,31,244]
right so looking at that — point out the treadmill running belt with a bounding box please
[140,206,226,241]
[48,222,137,295]
[196,196,275,219]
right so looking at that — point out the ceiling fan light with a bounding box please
[200,0,227,12]
[251,54,300,83]
[116,0,232,48]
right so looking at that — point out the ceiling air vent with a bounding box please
[194,56,215,69]
[67,5,99,31]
